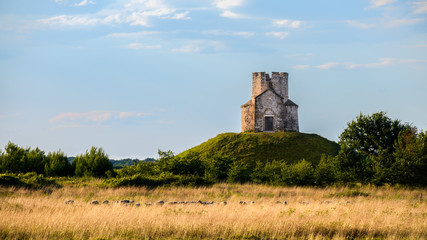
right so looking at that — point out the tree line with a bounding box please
[1,111,426,187]
[0,145,113,178]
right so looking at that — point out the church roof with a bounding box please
[284,99,298,107]
[254,88,284,100]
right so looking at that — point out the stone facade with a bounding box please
[241,72,299,132]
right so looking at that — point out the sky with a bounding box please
[0,0,426,159]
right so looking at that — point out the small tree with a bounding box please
[0,142,28,173]
[227,161,251,183]
[391,130,427,185]
[73,147,113,177]
[314,155,339,186]
[44,150,72,177]
[288,159,314,186]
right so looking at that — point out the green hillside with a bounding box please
[178,132,339,166]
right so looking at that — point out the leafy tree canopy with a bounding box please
[339,111,411,156]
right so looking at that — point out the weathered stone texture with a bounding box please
[241,72,299,132]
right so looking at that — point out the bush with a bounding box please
[251,160,285,185]
[227,161,251,183]
[101,173,212,188]
[287,159,314,186]
[314,155,339,186]
[0,172,58,188]
[73,147,113,177]
[44,151,73,177]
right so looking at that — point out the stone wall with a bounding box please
[240,100,255,132]
[254,90,284,132]
[241,71,299,132]
[283,105,299,131]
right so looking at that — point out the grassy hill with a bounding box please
[178,132,339,166]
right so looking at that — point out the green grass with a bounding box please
[178,132,339,167]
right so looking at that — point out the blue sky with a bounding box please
[1,0,426,159]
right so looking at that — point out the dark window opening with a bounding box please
[264,116,273,131]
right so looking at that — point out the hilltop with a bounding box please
[177,132,339,166]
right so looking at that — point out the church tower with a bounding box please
[241,72,299,132]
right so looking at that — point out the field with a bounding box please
[0,181,426,239]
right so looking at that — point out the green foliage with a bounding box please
[391,130,427,185]
[286,159,314,186]
[44,150,73,177]
[203,154,232,182]
[227,161,251,183]
[0,142,69,177]
[0,172,58,188]
[0,142,31,173]
[73,147,113,178]
[101,173,212,188]
[314,155,339,186]
[251,160,285,185]
[337,112,426,186]
[177,132,340,168]
[2,111,425,187]
[339,112,410,156]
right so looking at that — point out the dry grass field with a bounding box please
[0,182,426,239]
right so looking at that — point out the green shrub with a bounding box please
[314,155,339,186]
[73,147,113,178]
[0,172,58,188]
[287,159,314,186]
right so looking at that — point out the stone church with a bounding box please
[241,72,299,132]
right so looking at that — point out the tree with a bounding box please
[287,159,314,186]
[314,155,339,186]
[44,150,72,177]
[339,112,410,156]
[73,147,113,177]
[337,112,411,184]
[0,142,28,173]
[391,130,427,185]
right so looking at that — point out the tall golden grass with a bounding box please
[0,183,426,239]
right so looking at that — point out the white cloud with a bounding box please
[49,111,114,123]
[383,18,424,28]
[266,31,289,40]
[163,11,191,20]
[202,30,253,37]
[39,15,100,26]
[292,65,311,70]
[75,0,95,7]
[316,62,341,70]
[213,0,244,9]
[274,19,303,28]
[49,111,151,124]
[39,0,191,28]
[368,0,397,8]
[126,42,162,49]
[172,40,226,53]
[0,114,3,119]
[119,112,151,118]
[220,10,245,19]
[311,58,420,70]
[346,20,377,29]
[108,31,160,38]
[413,1,427,14]
[347,18,424,29]
[233,31,254,37]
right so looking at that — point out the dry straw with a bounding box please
[0,184,426,239]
